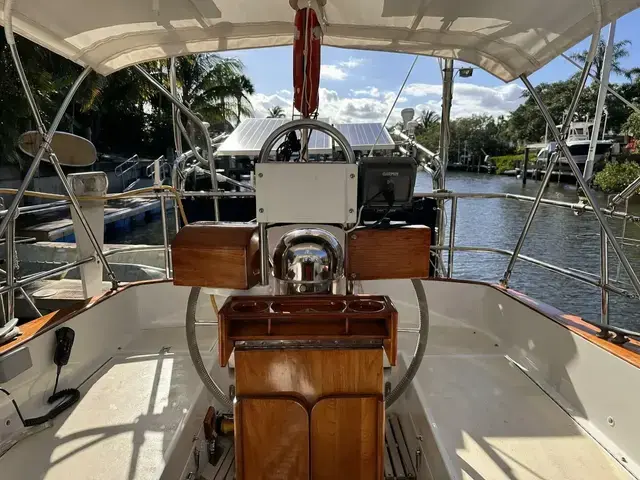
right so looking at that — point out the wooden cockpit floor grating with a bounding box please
[204,414,417,479]
[385,414,418,479]
[207,438,235,479]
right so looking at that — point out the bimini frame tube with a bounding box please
[0,59,119,287]
[169,58,184,159]
[500,21,602,287]
[169,58,183,233]
[134,64,220,221]
[521,74,640,298]
[584,21,616,180]
[1,0,118,341]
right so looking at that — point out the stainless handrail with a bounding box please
[431,245,636,299]
[0,201,71,219]
[2,187,637,331]
[609,175,640,208]
[115,155,139,176]
[414,191,640,222]
[0,257,95,295]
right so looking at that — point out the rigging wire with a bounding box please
[368,55,419,156]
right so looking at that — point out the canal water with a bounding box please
[118,171,640,330]
[417,172,640,331]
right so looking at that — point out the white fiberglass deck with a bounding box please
[1,325,220,480]
[0,281,637,479]
[411,352,630,479]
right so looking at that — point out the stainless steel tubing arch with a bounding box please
[4,0,46,132]
[6,218,15,320]
[134,64,220,220]
[169,58,184,158]
[520,74,640,298]
[601,227,610,325]
[500,21,602,288]
[0,64,118,289]
[170,58,183,234]
[447,197,457,277]
[3,1,120,291]
[0,67,90,242]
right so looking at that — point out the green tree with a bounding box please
[506,79,634,145]
[188,58,255,129]
[0,28,256,163]
[0,30,62,164]
[414,120,440,155]
[177,55,240,133]
[267,106,286,118]
[594,161,640,193]
[448,115,512,163]
[623,110,640,138]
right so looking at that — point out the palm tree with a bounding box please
[267,106,285,118]
[228,73,255,125]
[177,55,235,129]
[172,55,254,134]
[419,109,440,128]
[570,38,633,79]
[627,67,640,81]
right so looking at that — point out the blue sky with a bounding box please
[224,9,640,124]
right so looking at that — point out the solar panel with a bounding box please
[216,118,332,156]
[306,128,332,152]
[334,123,396,151]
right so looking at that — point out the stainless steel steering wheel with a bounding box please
[257,118,356,164]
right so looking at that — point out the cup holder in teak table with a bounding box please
[217,294,398,367]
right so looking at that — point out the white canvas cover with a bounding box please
[1,0,638,81]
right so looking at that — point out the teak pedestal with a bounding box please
[217,295,398,480]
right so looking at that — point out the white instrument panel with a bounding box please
[255,163,358,224]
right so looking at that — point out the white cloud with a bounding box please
[352,86,380,98]
[339,57,365,69]
[250,92,293,118]
[404,82,525,117]
[249,82,524,124]
[320,64,348,81]
[321,57,365,81]
[404,84,442,96]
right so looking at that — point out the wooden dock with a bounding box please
[15,198,165,241]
